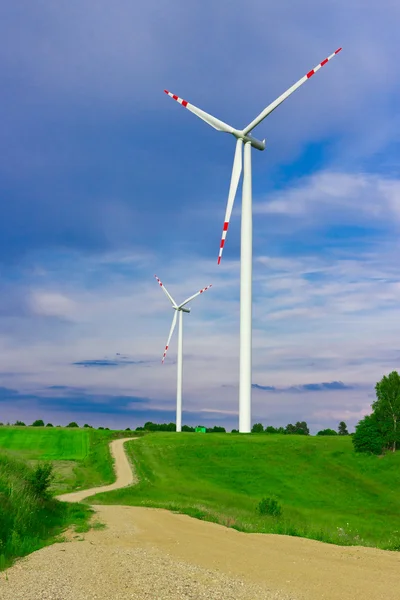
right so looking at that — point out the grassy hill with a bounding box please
[0,426,132,494]
[92,433,400,551]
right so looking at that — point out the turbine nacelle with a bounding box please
[233,130,266,151]
[174,306,191,313]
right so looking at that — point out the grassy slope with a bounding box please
[0,452,92,570]
[0,427,133,494]
[92,433,400,550]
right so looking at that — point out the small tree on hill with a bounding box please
[67,422,79,428]
[317,428,338,436]
[83,424,92,428]
[46,423,54,427]
[251,423,264,433]
[286,421,310,435]
[338,421,349,435]
[14,420,26,426]
[352,414,383,455]
[31,419,45,427]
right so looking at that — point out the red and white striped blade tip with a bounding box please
[164,90,188,107]
[199,284,212,293]
[306,47,343,79]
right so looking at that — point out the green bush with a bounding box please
[317,429,338,436]
[28,463,54,498]
[352,415,384,455]
[257,497,282,517]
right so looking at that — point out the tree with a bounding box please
[31,419,45,427]
[125,427,131,431]
[66,422,79,428]
[352,414,384,455]
[83,424,92,428]
[251,423,264,433]
[46,423,54,427]
[231,429,239,434]
[14,420,26,426]
[206,426,226,433]
[286,421,310,435]
[338,421,349,436]
[317,429,338,436]
[182,425,195,432]
[373,371,400,452]
[264,426,277,434]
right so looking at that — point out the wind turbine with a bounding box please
[155,275,212,432]
[164,48,342,433]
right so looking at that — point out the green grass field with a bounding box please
[0,426,133,494]
[0,426,90,460]
[91,433,400,551]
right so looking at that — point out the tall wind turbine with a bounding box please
[155,275,212,432]
[164,48,342,433]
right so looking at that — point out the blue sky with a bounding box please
[1,0,400,432]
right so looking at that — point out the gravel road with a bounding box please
[1,438,399,600]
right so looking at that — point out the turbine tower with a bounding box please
[164,48,342,433]
[155,275,212,432]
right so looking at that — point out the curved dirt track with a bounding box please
[1,439,399,600]
[56,436,136,503]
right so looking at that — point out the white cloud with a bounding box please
[254,171,400,226]
[29,291,77,319]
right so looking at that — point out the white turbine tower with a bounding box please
[155,275,212,432]
[164,48,342,433]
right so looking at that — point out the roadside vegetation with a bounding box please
[0,453,92,570]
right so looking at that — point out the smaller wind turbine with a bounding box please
[155,275,212,432]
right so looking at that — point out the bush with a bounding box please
[67,422,79,428]
[28,463,54,498]
[317,429,338,436]
[257,497,282,517]
[31,419,45,427]
[251,423,264,433]
[353,415,384,455]
[46,423,54,427]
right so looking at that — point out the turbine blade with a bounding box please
[162,310,178,363]
[243,47,342,135]
[218,138,243,265]
[155,275,176,307]
[164,90,235,134]
[179,284,213,309]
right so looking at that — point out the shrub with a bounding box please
[251,423,264,433]
[257,497,282,517]
[31,419,45,427]
[67,422,79,428]
[28,463,54,498]
[46,423,54,427]
[317,429,338,436]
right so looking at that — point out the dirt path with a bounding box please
[1,439,399,600]
[56,436,136,503]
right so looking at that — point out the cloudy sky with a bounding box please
[1,0,399,432]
